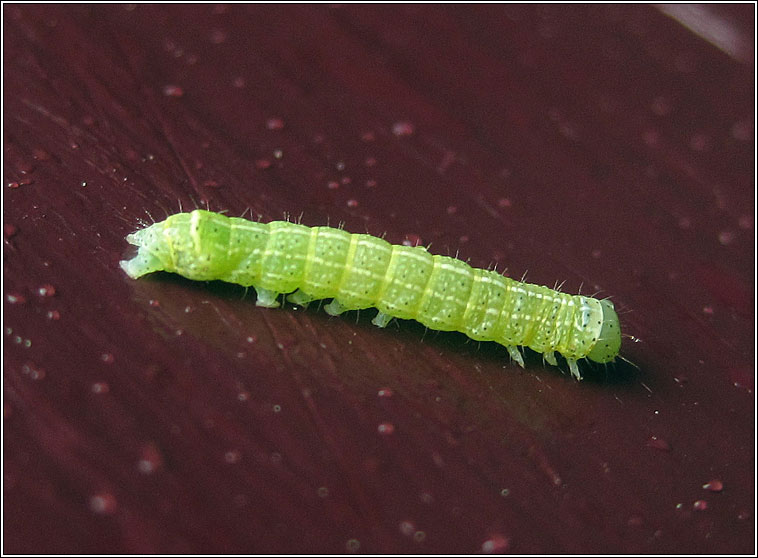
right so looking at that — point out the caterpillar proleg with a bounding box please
[120,210,621,379]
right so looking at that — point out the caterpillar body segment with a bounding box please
[121,210,622,379]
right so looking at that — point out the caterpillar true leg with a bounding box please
[567,359,581,380]
[506,346,525,368]
[543,351,558,366]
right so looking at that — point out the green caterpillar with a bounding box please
[120,210,621,379]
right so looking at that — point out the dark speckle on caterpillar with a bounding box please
[120,210,621,379]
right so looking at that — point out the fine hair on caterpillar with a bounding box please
[120,209,622,380]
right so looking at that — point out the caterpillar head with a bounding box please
[586,298,622,363]
[119,218,179,279]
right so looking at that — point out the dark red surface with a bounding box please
[3,4,754,554]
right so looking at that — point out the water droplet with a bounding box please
[33,148,51,160]
[392,121,415,137]
[642,129,659,146]
[6,293,26,304]
[208,28,227,44]
[237,391,250,402]
[273,404,282,413]
[38,308,57,322]
[647,436,671,451]
[137,442,163,474]
[377,422,395,435]
[91,382,109,394]
[4,224,18,239]
[16,160,35,174]
[431,452,445,468]
[100,353,115,364]
[689,133,711,152]
[693,499,708,511]
[21,362,45,381]
[37,284,56,297]
[402,233,422,247]
[80,181,88,187]
[377,387,393,397]
[730,119,753,141]
[327,180,340,190]
[500,488,511,497]
[413,531,426,543]
[702,306,714,315]
[651,96,671,116]
[718,230,735,245]
[7,181,20,189]
[345,538,360,553]
[273,149,283,159]
[737,215,753,230]
[702,479,723,492]
[399,521,416,536]
[481,534,510,553]
[89,492,117,515]
[341,176,351,185]
[266,117,284,130]
[224,450,241,464]
[365,179,377,188]
[162,85,184,97]
[346,199,358,208]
